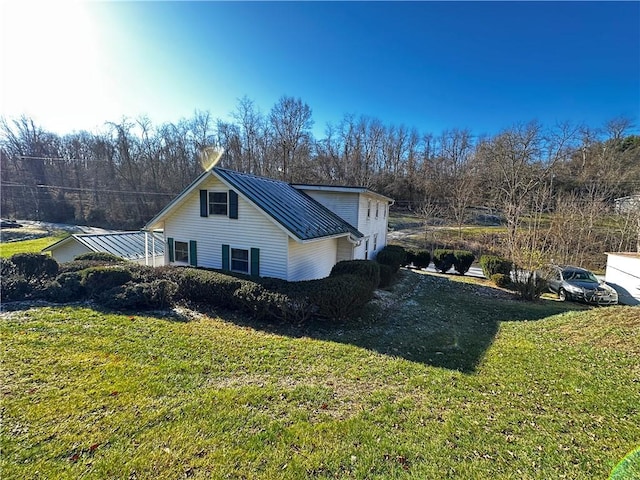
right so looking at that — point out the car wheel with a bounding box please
[558,288,567,302]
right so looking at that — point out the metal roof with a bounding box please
[291,184,394,202]
[214,168,363,241]
[43,232,164,260]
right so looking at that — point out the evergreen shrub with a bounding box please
[378,264,395,287]
[479,255,513,278]
[330,260,380,289]
[81,267,133,298]
[98,280,178,310]
[10,253,58,284]
[74,252,125,263]
[433,249,455,273]
[491,273,512,288]
[376,245,407,273]
[453,250,475,275]
[413,250,431,269]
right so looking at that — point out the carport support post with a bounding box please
[144,231,149,266]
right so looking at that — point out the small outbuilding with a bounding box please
[604,252,640,306]
[42,232,165,265]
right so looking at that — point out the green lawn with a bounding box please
[0,234,67,258]
[1,271,638,479]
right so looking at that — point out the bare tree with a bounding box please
[268,96,314,182]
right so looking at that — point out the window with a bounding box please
[367,200,371,220]
[373,233,378,251]
[174,241,189,263]
[364,238,369,260]
[231,248,249,273]
[375,202,379,219]
[209,192,227,215]
[384,204,387,218]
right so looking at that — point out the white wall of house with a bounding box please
[163,175,290,279]
[337,236,355,262]
[353,194,390,260]
[48,240,91,263]
[302,191,360,227]
[605,253,640,305]
[288,237,338,281]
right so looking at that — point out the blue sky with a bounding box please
[1,1,638,138]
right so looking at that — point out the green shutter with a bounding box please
[189,240,197,267]
[167,237,174,263]
[222,244,230,270]
[229,190,238,219]
[200,190,208,217]
[250,248,260,276]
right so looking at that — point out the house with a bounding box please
[43,232,165,266]
[143,167,393,281]
[604,252,640,306]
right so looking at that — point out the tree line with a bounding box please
[1,95,639,267]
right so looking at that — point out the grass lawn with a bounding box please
[0,234,67,258]
[1,271,638,479]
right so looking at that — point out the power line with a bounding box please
[0,182,178,196]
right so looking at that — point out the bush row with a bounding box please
[1,253,382,321]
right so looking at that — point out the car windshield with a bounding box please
[563,270,598,283]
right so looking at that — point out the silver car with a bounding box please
[546,265,618,305]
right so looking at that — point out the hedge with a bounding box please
[412,249,431,269]
[330,260,380,289]
[74,252,126,263]
[491,273,512,288]
[81,267,133,298]
[10,253,58,284]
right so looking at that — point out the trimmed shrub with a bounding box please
[432,249,455,273]
[1,257,16,277]
[479,255,512,278]
[10,253,58,283]
[81,267,133,298]
[378,263,395,288]
[98,279,178,310]
[74,252,125,263]
[173,268,243,309]
[58,260,115,273]
[330,260,380,289]
[43,272,86,303]
[376,245,407,273]
[405,249,417,267]
[453,250,475,275]
[305,274,374,320]
[0,274,31,302]
[491,273,511,288]
[412,250,431,269]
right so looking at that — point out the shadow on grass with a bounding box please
[216,270,589,374]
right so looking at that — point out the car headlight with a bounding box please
[565,284,583,294]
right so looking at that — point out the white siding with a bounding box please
[163,176,290,279]
[337,236,354,262]
[49,240,91,263]
[353,194,390,260]
[301,191,360,226]
[605,253,640,305]
[288,237,338,281]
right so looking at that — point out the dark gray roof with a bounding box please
[214,168,363,241]
[44,232,164,260]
